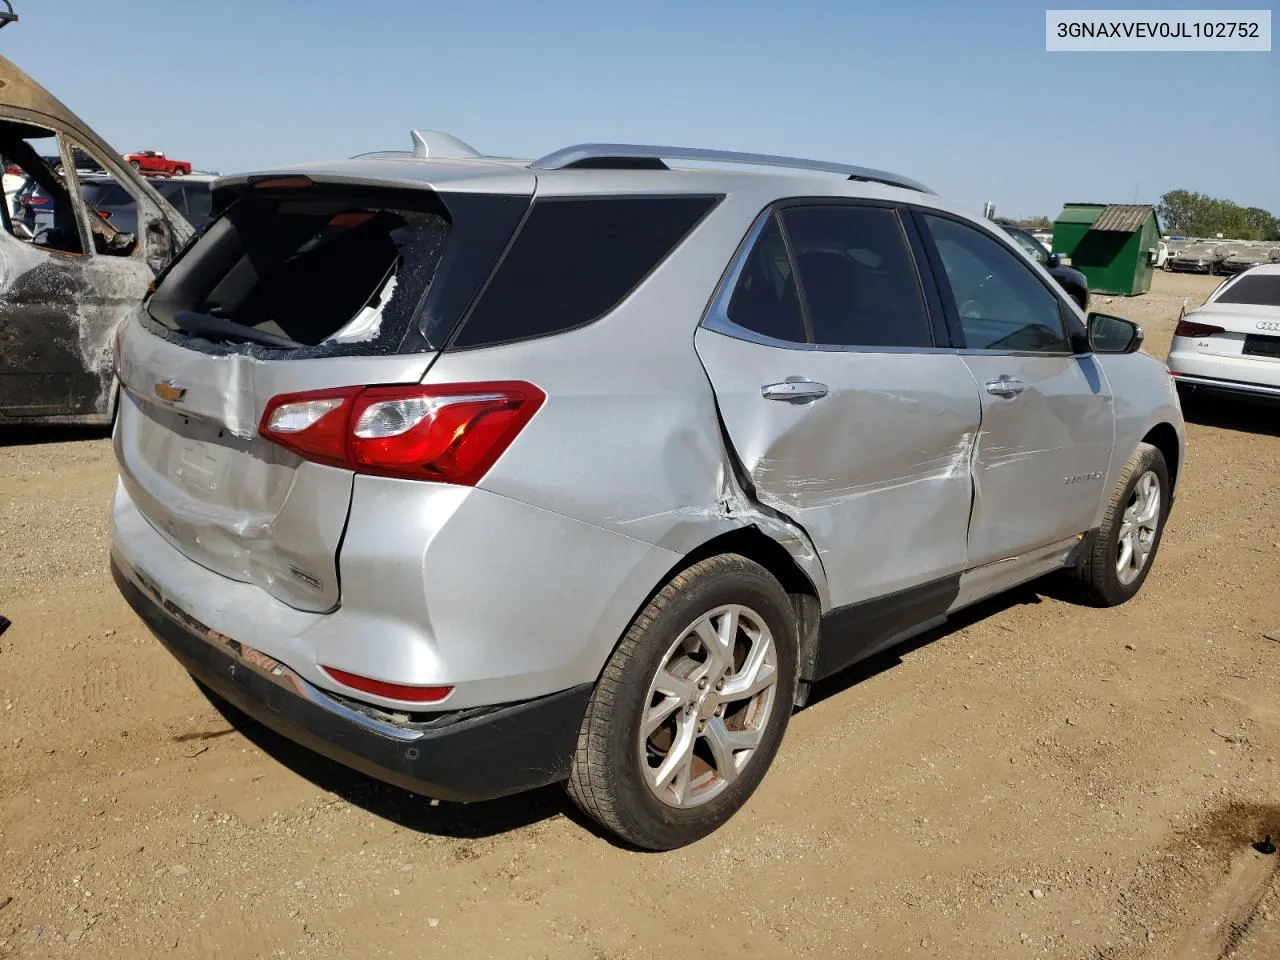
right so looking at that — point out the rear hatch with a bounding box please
[114,173,533,612]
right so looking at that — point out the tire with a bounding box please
[566,554,798,850]
[1061,442,1170,607]
[129,159,141,170]
[174,168,186,177]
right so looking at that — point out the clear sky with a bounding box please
[5,0,1277,217]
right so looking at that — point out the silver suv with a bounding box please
[110,134,1185,850]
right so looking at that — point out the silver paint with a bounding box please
[109,142,1185,718]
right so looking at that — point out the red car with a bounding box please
[123,149,191,176]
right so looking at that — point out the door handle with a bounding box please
[984,376,1026,399]
[761,379,829,403]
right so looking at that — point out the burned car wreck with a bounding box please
[0,54,191,424]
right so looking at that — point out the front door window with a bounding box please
[0,123,82,254]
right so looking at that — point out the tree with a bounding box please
[1244,207,1280,241]
[1156,190,1201,233]
[1015,215,1053,230]
[1157,190,1279,240]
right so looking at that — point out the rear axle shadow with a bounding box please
[0,424,110,447]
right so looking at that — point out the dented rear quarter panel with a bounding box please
[423,186,834,610]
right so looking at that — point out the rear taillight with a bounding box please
[259,382,544,485]
[1174,319,1225,338]
[320,666,453,704]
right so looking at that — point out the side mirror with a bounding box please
[1046,252,1062,269]
[1087,312,1143,354]
[106,231,136,255]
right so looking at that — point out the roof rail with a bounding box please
[529,143,932,193]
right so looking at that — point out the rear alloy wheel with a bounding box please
[639,603,780,809]
[566,554,797,850]
[1061,442,1170,606]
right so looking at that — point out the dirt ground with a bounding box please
[1,271,1277,960]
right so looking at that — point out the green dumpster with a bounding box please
[1051,203,1162,296]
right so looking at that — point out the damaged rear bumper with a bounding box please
[111,555,591,803]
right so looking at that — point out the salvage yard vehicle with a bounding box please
[1168,264,1280,403]
[124,149,191,177]
[0,55,192,424]
[1153,240,1169,269]
[1168,241,1227,274]
[109,132,1185,850]
[1218,245,1280,275]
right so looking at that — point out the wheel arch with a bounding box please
[1142,421,1181,492]
[609,526,824,708]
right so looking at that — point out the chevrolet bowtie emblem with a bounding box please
[153,379,187,403]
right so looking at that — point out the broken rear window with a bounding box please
[146,186,453,356]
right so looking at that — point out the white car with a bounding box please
[1152,240,1169,269]
[1167,264,1280,402]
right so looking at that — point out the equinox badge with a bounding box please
[153,379,187,403]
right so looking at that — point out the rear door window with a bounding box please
[780,204,933,348]
[725,214,808,344]
[450,195,720,349]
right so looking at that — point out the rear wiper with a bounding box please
[173,311,302,349]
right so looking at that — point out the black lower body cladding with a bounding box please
[112,556,591,803]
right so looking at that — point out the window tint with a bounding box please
[725,214,807,343]
[1004,227,1047,264]
[184,183,213,218]
[1216,274,1280,307]
[82,181,132,207]
[924,215,1069,352]
[154,180,185,202]
[452,195,718,349]
[780,205,932,348]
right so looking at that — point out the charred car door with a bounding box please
[0,55,190,424]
